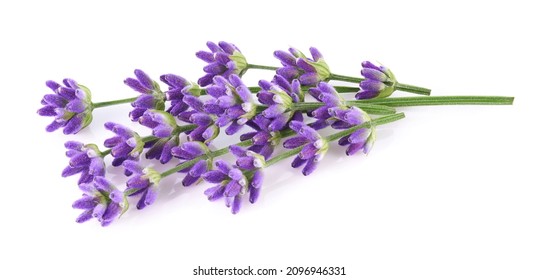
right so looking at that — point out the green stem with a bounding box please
[291,102,396,115]
[329,73,363,83]
[395,83,431,95]
[353,96,515,107]
[246,64,279,71]
[332,86,360,93]
[264,113,406,167]
[92,97,137,108]
[329,73,431,95]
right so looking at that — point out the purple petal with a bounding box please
[229,145,246,157]
[134,69,154,89]
[276,66,299,81]
[274,50,296,66]
[144,187,158,206]
[75,210,93,223]
[361,68,388,82]
[198,73,214,87]
[362,61,383,72]
[43,94,67,107]
[181,141,205,156]
[299,143,318,159]
[309,47,323,61]
[291,156,307,168]
[224,180,242,197]
[202,170,227,183]
[296,58,317,72]
[360,80,385,92]
[203,62,226,74]
[215,160,232,174]
[204,185,224,201]
[299,72,319,86]
[257,91,275,105]
[196,51,215,63]
[182,174,199,187]
[225,121,243,135]
[63,114,84,135]
[61,165,84,177]
[72,196,97,209]
[262,104,284,119]
[249,187,260,204]
[37,105,57,116]
[189,160,208,177]
[251,170,264,189]
[302,158,318,176]
[160,73,188,88]
[240,131,256,141]
[126,175,150,190]
[231,196,242,214]
[236,157,255,170]
[133,94,155,109]
[124,78,151,94]
[218,41,237,55]
[283,136,309,149]
[355,90,379,99]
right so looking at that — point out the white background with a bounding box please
[1,0,537,279]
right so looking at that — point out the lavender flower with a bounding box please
[196,41,248,86]
[171,141,211,187]
[201,147,265,214]
[241,115,277,159]
[124,69,165,121]
[356,61,396,99]
[160,74,201,117]
[104,122,144,173]
[274,47,330,86]
[37,79,93,134]
[256,75,303,131]
[123,160,161,210]
[138,110,180,164]
[177,95,220,143]
[73,177,127,226]
[336,112,377,156]
[205,75,257,135]
[307,82,346,129]
[283,121,329,176]
[62,141,105,185]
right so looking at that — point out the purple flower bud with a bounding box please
[72,177,125,226]
[38,79,93,134]
[196,41,247,86]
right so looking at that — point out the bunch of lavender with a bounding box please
[38,40,514,226]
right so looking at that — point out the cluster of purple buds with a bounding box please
[37,79,93,134]
[62,141,105,185]
[125,69,165,121]
[171,141,212,187]
[123,160,161,210]
[284,121,329,176]
[202,146,264,214]
[205,75,257,135]
[274,47,330,86]
[177,95,220,143]
[356,61,397,99]
[104,122,145,173]
[73,177,126,226]
[196,41,248,86]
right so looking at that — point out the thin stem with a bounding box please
[264,113,406,167]
[92,97,137,108]
[353,96,515,107]
[292,102,396,115]
[246,64,279,71]
[332,86,360,93]
[329,73,363,83]
[395,83,431,95]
